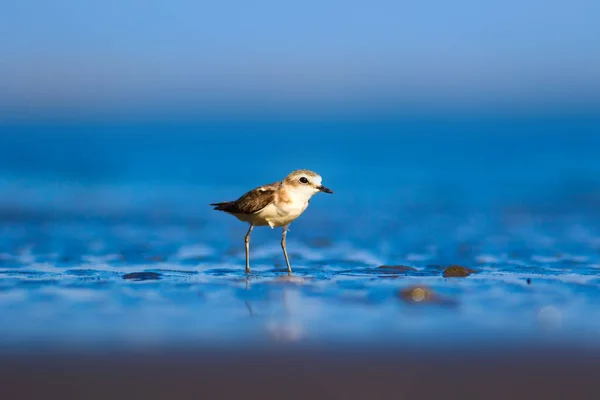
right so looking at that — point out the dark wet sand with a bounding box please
[2,345,599,400]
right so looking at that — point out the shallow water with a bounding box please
[1,118,600,351]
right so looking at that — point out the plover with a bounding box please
[210,169,333,274]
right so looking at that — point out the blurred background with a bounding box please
[1,0,599,120]
[1,0,599,218]
[1,2,600,398]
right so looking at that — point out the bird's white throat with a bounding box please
[281,182,319,203]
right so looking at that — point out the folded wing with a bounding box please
[211,182,279,215]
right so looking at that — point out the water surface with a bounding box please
[1,117,599,351]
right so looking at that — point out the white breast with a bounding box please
[258,199,309,228]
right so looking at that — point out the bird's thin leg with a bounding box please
[244,225,254,274]
[281,225,292,274]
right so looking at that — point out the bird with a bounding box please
[210,169,333,274]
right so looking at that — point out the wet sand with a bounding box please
[2,345,599,400]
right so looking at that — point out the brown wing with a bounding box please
[231,182,279,214]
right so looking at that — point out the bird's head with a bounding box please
[283,170,333,198]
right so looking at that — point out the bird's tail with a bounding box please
[210,201,236,212]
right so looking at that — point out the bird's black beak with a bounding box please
[318,185,333,194]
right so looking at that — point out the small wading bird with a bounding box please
[210,170,333,274]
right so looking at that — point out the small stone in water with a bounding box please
[377,265,417,273]
[442,265,476,277]
[397,286,435,303]
[122,272,163,281]
[397,286,457,306]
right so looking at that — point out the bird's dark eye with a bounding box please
[299,177,308,184]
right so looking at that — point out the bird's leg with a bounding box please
[244,225,254,274]
[281,225,292,274]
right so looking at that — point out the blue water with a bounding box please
[1,117,600,350]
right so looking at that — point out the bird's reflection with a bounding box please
[245,300,254,317]
[241,274,309,342]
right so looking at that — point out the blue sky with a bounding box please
[1,0,599,118]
